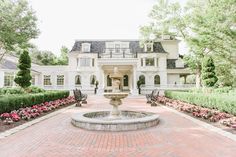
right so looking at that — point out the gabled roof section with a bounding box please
[153,42,167,53]
[0,58,40,73]
[70,39,167,53]
[0,59,17,70]
[71,40,105,53]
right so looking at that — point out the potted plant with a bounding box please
[137,80,142,94]
[95,81,99,94]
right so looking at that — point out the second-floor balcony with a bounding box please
[98,48,137,58]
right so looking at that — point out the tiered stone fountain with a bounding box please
[71,67,159,131]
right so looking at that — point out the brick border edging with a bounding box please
[0,104,76,139]
[161,105,236,142]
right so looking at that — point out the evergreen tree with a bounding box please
[201,57,218,87]
[14,50,32,88]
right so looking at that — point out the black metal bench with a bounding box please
[73,89,87,107]
[146,89,159,106]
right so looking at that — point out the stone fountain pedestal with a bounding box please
[104,92,128,119]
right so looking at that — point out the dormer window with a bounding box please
[144,43,153,52]
[82,43,91,52]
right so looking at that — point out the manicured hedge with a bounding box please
[165,90,236,115]
[0,86,46,95]
[0,90,69,114]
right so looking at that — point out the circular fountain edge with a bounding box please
[71,110,160,131]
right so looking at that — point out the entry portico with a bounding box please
[98,61,138,95]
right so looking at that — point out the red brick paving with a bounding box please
[0,95,236,157]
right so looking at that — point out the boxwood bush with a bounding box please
[165,90,236,115]
[0,90,69,113]
[0,86,46,95]
[0,87,26,95]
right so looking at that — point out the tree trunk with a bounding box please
[195,69,201,88]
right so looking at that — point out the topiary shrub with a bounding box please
[14,50,32,89]
[201,57,218,87]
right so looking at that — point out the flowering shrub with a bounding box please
[220,117,236,128]
[157,96,235,128]
[0,96,75,125]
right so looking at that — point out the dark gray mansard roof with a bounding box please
[71,40,167,53]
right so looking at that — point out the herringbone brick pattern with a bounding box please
[0,95,236,157]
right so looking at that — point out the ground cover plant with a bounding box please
[158,89,236,129]
[0,96,75,131]
[0,90,70,114]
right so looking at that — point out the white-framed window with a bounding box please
[90,75,96,85]
[139,75,145,85]
[57,75,64,86]
[154,75,160,85]
[121,43,129,49]
[106,43,114,48]
[31,75,35,85]
[145,58,155,66]
[81,43,91,52]
[4,72,14,87]
[156,58,159,67]
[123,75,129,86]
[75,75,81,85]
[144,43,153,52]
[76,58,79,67]
[141,58,143,66]
[43,75,52,86]
[80,58,90,67]
[92,58,95,67]
[115,44,120,53]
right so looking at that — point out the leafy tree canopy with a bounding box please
[140,0,236,87]
[0,0,39,60]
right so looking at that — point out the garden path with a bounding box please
[0,95,236,157]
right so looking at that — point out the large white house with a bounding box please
[0,39,193,95]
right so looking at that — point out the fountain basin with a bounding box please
[71,110,159,131]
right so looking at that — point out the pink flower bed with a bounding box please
[0,96,75,125]
[157,96,236,129]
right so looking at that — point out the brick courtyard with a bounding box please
[0,95,236,157]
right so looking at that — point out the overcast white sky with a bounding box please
[29,0,188,56]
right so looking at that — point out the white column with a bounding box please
[0,71,4,88]
[143,58,146,67]
[154,57,157,67]
[98,65,104,94]
[159,56,167,87]
[132,65,138,95]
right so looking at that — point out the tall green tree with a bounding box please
[57,46,69,65]
[201,57,218,87]
[140,0,236,87]
[0,0,39,61]
[40,51,58,65]
[14,50,32,88]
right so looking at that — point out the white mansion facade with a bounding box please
[0,39,192,95]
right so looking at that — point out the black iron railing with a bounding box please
[98,48,138,58]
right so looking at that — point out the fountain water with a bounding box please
[71,67,159,131]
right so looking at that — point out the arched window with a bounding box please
[75,75,81,85]
[154,75,160,85]
[107,75,112,86]
[90,75,96,85]
[139,75,145,85]
[123,75,129,86]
